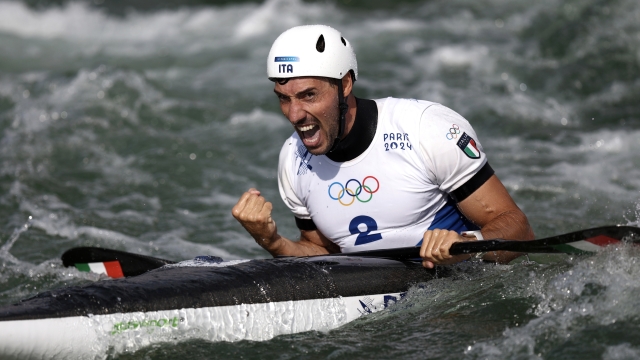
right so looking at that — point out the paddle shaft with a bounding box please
[328,225,640,260]
[62,225,640,277]
[326,239,554,260]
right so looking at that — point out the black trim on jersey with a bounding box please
[449,162,495,203]
[326,97,378,163]
[295,217,318,231]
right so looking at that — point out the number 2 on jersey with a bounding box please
[350,215,383,245]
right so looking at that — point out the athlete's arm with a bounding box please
[419,175,534,267]
[417,104,534,267]
[232,188,340,257]
[457,174,535,262]
[278,228,340,256]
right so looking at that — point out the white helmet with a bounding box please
[267,25,358,81]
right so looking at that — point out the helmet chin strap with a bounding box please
[328,80,349,153]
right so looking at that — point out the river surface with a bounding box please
[1,0,640,358]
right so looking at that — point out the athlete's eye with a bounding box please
[277,94,289,103]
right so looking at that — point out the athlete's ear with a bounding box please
[341,73,353,98]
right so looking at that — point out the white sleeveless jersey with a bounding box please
[277,97,488,253]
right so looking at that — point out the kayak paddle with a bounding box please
[61,225,640,278]
[333,225,640,259]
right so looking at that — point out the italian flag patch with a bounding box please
[456,133,481,159]
[75,261,124,278]
[553,235,622,254]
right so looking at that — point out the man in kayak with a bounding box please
[232,25,534,268]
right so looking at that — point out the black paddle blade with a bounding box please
[61,247,176,278]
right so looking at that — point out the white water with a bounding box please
[0,0,640,358]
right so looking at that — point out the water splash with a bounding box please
[466,246,640,359]
[623,200,640,227]
[0,216,33,264]
[166,259,249,268]
[0,0,639,358]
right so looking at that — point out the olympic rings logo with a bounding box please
[328,176,380,206]
[446,124,461,140]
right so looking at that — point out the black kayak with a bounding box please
[0,255,444,360]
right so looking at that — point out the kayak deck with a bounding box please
[0,256,439,321]
[0,256,445,360]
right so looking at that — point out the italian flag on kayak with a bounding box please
[456,133,481,159]
[553,235,622,254]
[75,261,124,278]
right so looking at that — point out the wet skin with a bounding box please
[273,76,350,155]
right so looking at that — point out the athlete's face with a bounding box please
[274,77,340,155]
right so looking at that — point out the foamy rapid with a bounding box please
[0,0,639,358]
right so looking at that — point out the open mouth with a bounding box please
[297,124,314,132]
[297,124,321,148]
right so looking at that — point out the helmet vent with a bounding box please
[316,35,325,53]
[341,37,346,46]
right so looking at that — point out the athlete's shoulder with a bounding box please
[418,103,486,169]
[278,132,317,179]
[277,133,313,219]
[374,97,440,114]
[279,131,303,162]
[279,132,301,157]
[418,105,472,139]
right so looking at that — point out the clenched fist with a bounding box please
[232,188,279,250]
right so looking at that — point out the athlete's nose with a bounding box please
[286,99,306,125]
